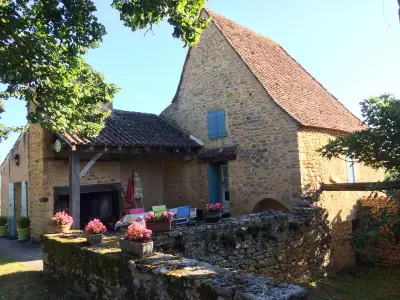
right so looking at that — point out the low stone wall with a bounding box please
[359,196,400,266]
[42,235,307,300]
[153,206,332,281]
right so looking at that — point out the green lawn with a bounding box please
[307,266,400,300]
[0,253,84,300]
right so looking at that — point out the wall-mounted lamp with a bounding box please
[13,154,20,166]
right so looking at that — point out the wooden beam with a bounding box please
[69,148,80,229]
[320,181,400,192]
[79,153,103,178]
[77,145,195,155]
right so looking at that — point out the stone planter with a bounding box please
[119,239,153,257]
[86,233,103,246]
[146,221,171,233]
[203,212,222,223]
[17,227,30,241]
[53,224,72,233]
[0,225,8,237]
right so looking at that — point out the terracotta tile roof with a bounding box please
[60,109,200,148]
[204,9,364,133]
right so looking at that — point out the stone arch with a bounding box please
[252,198,290,213]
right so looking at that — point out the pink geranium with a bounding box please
[205,203,224,213]
[85,219,107,234]
[51,211,73,226]
[125,222,152,243]
[144,212,155,223]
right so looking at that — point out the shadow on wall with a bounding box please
[252,198,290,213]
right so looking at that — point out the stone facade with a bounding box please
[161,20,301,215]
[0,132,29,216]
[161,19,384,272]
[42,235,308,300]
[153,206,331,282]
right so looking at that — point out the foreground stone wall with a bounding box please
[153,206,332,282]
[42,235,307,300]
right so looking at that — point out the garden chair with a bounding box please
[175,206,191,225]
[152,205,167,213]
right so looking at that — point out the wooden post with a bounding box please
[69,147,80,229]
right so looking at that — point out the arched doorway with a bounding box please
[252,198,290,213]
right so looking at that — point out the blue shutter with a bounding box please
[216,110,226,137]
[207,112,218,139]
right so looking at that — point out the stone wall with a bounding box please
[297,129,384,270]
[161,18,301,214]
[359,196,400,266]
[42,235,308,300]
[153,206,332,282]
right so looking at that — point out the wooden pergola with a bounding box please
[68,143,197,229]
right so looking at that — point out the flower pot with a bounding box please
[119,239,153,257]
[146,221,171,233]
[86,233,103,245]
[203,212,222,223]
[0,225,8,237]
[17,227,30,241]
[53,224,72,233]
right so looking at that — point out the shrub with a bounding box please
[0,216,8,226]
[85,219,107,234]
[125,222,152,243]
[51,211,73,226]
[18,216,30,229]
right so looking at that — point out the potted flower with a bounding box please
[119,221,153,257]
[51,211,73,233]
[203,203,224,223]
[0,216,8,237]
[85,219,107,245]
[144,211,173,233]
[17,216,30,241]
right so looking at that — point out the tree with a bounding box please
[318,94,400,180]
[0,0,209,142]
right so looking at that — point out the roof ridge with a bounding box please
[204,8,302,125]
[203,8,364,133]
[112,109,157,116]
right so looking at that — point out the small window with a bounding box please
[346,158,356,183]
[207,110,226,139]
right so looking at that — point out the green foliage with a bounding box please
[318,94,400,180]
[0,216,8,226]
[0,0,119,141]
[17,216,30,229]
[112,0,210,46]
[349,204,399,265]
[220,232,236,247]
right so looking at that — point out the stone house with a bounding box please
[161,9,384,269]
[0,9,383,270]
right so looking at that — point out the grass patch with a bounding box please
[0,253,84,300]
[307,266,400,300]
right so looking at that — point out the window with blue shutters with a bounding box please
[207,110,226,139]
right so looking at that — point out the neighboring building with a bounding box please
[0,8,383,270]
[1,110,201,241]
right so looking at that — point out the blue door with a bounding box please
[207,164,220,204]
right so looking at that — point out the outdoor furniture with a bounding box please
[175,206,191,225]
[152,205,167,212]
[130,208,145,214]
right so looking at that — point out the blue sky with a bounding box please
[1,0,400,162]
